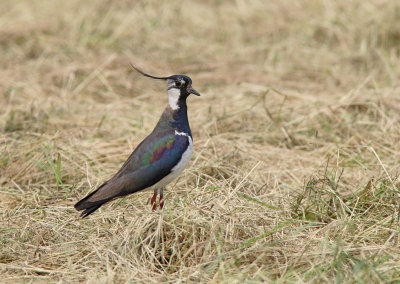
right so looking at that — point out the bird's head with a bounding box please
[131,64,200,111]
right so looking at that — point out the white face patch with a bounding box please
[166,78,186,111]
[167,87,181,110]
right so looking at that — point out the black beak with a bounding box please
[188,87,200,96]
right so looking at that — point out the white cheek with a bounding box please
[167,88,181,110]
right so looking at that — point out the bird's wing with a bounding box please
[74,129,190,210]
[113,128,177,177]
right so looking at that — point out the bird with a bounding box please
[74,64,200,218]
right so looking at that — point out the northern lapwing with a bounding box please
[74,64,200,218]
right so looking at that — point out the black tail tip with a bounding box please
[74,202,101,218]
[79,205,102,218]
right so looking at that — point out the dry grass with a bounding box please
[1,0,400,282]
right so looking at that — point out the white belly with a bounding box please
[150,132,193,190]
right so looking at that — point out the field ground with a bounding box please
[1,0,400,283]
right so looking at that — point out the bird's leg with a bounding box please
[159,187,165,209]
[151,188,165,211]
[151,189,158,211]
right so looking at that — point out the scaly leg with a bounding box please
[151,189,158,211]
[159,188,164,209]
[151,188,165,211]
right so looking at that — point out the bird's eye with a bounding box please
[175,81,182,87]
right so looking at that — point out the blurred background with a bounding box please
[1,0,400,282]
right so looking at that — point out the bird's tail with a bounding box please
[74,182,114,218]
[76,204,102,218]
